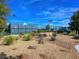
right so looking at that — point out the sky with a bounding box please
[6,0,79,27]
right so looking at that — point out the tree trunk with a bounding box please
[76,30,77,34]
[78,31,79,34]
[76,30,79,35]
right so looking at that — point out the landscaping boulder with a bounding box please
[63,32,68,35]
[50,32,56,41]
[43,34,47,37]
[50,37,56,41]
[75,45,79,53]
[27,45,36,49]
[73,34,79,39]
[37,34,44,44]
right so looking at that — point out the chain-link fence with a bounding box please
[10,23,38,34]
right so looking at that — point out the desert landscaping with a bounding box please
[0,0,79,59]
[0,32,79,59]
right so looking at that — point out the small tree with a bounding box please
[0,17,6,32]
[0,1,9,33]
[69,10,79,34]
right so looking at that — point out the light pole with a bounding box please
[48,20,53,31]
[23,23,27,33]
[47,20,53,36]
[29,22,32,33]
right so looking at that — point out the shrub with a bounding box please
[11,35,18,40]
[23,34,32,41]
[3,36,14,45]
[0,32,6,38]
[30,32,36,36]
[68,31,76,36]
[63,32,68,35]
[57,30,63,33]
[19,33,24,38]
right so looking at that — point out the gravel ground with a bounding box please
[0,33,79,59]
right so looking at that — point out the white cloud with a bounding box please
[62,19,70,22]
[50,12,72,19]
[47,7,55,11]
[47,7,79,13]
[26,0,41,5]
[23,23,27,25]
[38,12,71,19]
[53,20,58,22]
[21,6,27,10]
[35,7,78,27]
[59,8,79,13]
[43,11,51,15]
[59,19,70,27]
[36,7,77,19]
[49,19,70,24]
[37,11,52,16]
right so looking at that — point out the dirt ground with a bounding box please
[0,33,79,59]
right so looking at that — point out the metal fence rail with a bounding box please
[10,23,38,34]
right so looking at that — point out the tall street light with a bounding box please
[48,20,53,31]
[23,23,27,33]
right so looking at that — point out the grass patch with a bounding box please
[68,31,76,36]
[23,34,32,41]
[3,36,14,45]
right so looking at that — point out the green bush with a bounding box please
[11,35,18,40]
[24,34,32,41]
[37,29,51,33]
[68,31,76,36]
[3,36,14,45]
[57,30,63,33]
[0,32,6,37]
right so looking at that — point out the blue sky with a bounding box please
[6,0,79,27]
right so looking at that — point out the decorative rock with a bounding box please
[73,34,79,39]
[75,45,79,53]
[12,48,17,50]
[27,45,36,49]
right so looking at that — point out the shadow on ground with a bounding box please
[0,52,23,59]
